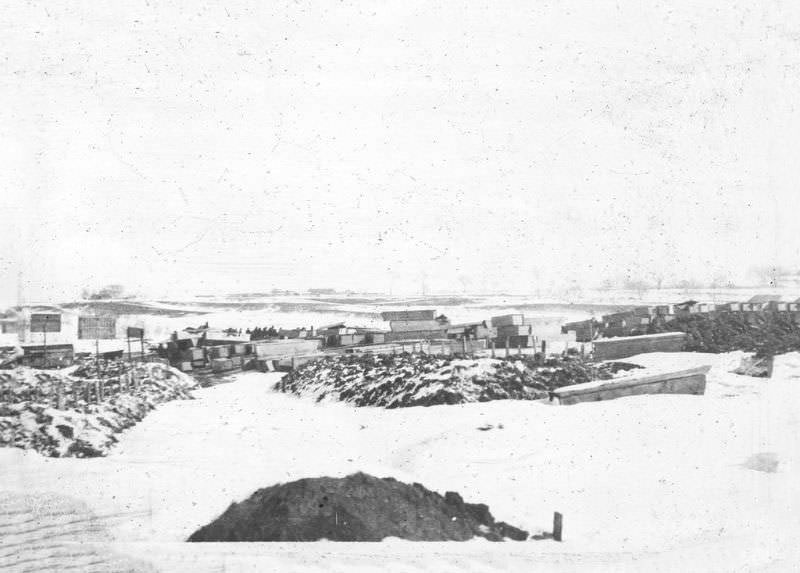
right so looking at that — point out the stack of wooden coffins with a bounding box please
[491,314,534,348]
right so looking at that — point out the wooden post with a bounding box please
[392,345,397,355]
[291,355,297,371]
[505,337,510,358]
[127,336,132,363]
[401,343,406,354]
[84,382,90,404]
[94,380,100,403]
[517,342,522,356]
[491,340,496,358]
[553,512,563,542]
[56,381,64,409]
[461,338,467,355]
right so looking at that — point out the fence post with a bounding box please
[553,512,563,542]
[505,337,510,358]
[462,338,467,355]
[517,342,522,356]
[291,356,297,371]
[84,382,90,404]
[491,340,496,358]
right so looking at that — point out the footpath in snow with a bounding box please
[1,351,800,571]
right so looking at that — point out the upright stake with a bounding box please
[462,338,467,355]
[505,337,510,358]
[553,512,563,542]
[491,340,496,358]
[517,342,522,356]
[43,316,48,368]
[127,336,132,363]
[140,334,145,363]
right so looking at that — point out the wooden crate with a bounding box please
[210,346,230,359]
[490,314,524,327]
[380,310,436,322]
[496,324,533,337]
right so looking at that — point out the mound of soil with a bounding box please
[279,353,641,408]
[188,472,528,542]
[649,312,800,357]
[0,363,196,457]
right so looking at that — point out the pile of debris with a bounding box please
[188,472,529,542]
[650,312,800,357]
[0,363,196,457]
[71,357,132,379]
[278,353,641,408]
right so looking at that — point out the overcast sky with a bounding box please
[2,1,800,304]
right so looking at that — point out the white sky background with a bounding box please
[2,1,800,304]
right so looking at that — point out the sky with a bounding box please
[2,1,800,304]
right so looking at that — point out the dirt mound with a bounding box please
[0,363,196,457]
[188,472,528,542]
[279,353,641,408]
[649,312,800,357]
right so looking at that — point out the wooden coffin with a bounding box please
[552,365,711,405]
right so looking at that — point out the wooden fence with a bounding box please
[0,365,159,410]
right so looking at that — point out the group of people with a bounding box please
[247,326,279,341]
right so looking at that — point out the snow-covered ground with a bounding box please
[2,351,800,571]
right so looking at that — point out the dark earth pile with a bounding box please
[0,363,195,457]
[649,312,800,357]
[188,472,528,542]
[278,353,641,408]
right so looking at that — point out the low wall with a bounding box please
[592,332,687,361]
